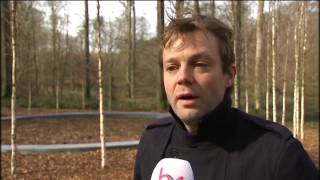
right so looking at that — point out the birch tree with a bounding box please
[10,0,17,175]
[281,23,289,125]
[231,1,243,108]
[271,1,277,122]
[96,0,106,168]
[300,1,308,140]
[244,30,249,113]
[265,4,271,120]
[254,0,264,112]
[293,2,303,138]
[175,0,184,18]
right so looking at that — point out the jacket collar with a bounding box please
[168,94,236,142]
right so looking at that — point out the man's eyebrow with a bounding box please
[189,53,213,62]
[163,57,179,64]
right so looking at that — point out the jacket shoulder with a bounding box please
[236,109,293,140]
[146,116,174,130]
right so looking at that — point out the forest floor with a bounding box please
[1,108,319,179]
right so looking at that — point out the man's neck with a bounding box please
[184,123,199,135]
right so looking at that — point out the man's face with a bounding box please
[163,31,235,129]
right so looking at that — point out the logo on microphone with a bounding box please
[158,167,184,180]
[151,158,194,180]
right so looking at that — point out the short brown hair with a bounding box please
[162,15,234,75]
[162,15,235,95]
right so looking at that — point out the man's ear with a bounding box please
[226,64,236,87]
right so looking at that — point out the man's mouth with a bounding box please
[177,94,199,106]
[178,94,198,100]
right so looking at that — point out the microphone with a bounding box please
[151,158,194,180]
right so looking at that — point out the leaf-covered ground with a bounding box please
[1,109,318,179]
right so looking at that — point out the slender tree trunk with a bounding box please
[244,31,249,113]
[175,0,184,18]
[194,0,200,16]
[10,1,17,175]
[84,0,91,106]
[156,0,166,110]
[265,11,270,120]
[254,1,264,112]
[281,24,289,125]
[130,0,136,100]
[211,0,215,17]
[233,45,239,108]
[271,2,277,122]
[231,1,242,108]
[4,1,12,98]
[300,2,307,140]
[127,0,132,98]
[96,0,106,168]
[293,2,302,138]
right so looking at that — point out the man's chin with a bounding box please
[174,108,204,124]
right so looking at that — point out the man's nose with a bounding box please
[176,66,193,85]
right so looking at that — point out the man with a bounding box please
[134,15,318,180]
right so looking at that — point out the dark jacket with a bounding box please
[134,96,318,180]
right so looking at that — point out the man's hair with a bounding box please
[162,15,235,94]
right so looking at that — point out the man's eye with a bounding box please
[166,65,178,72]
[195,62,208,68]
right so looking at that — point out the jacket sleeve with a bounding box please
[274,137,319,180]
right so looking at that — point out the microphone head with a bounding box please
[151,158,194,180]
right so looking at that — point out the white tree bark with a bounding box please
[96,0,106,168]
[271,2,277,122]
[293,2,303,138]
[231,1,242,108]
[254,0,264,111]
[300,2,307,140]
[281,24,289,125]
[10,1,17,175]
[244,31,249,113]
[265,4,271,120]
[234,43,239,108]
